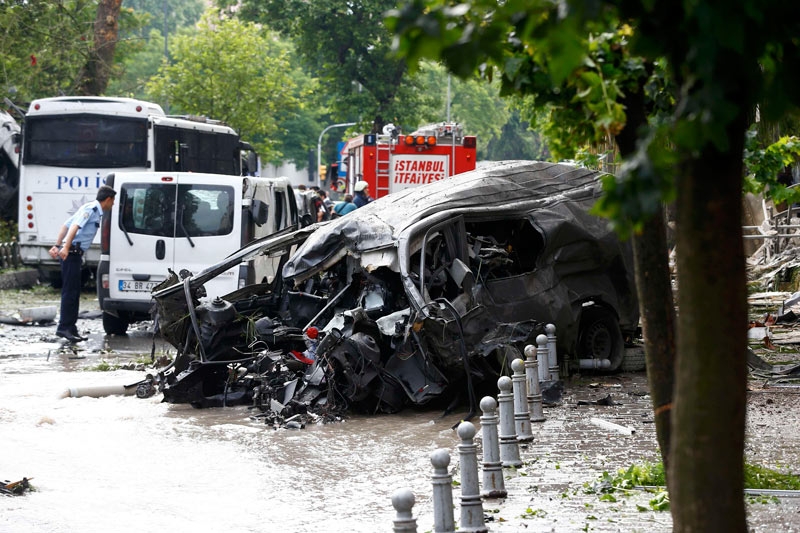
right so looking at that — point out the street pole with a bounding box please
[317,122,356,189]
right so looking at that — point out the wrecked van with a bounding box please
[98,172,298,334]
[148,161,639,421]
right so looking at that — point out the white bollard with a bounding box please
[456,421,488,533]
[431,449,456,533]
[392,487,417,533]
[479,396,507,499]
[536,333,548,382]
[497,376,522,467]
[523,344,545,423]
[511,358,533,442]
[545,323,559,380]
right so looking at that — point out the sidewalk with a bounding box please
[412,372,800,532]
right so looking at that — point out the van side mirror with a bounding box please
[246,152,258,176]
[250,199,268,226]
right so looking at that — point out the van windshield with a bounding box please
[119,183,234,237]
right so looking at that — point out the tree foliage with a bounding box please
[1,0,97,101]
[106,27,165,99]
[106,0,204,99]
[145,9,305,161]
[223,0,434,133]
[389,6,676,234]
[123,0,203,39]
[744,132,800,203]
[389,1,800,532]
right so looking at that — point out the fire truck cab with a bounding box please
[341,122,476,199]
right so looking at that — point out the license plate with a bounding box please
[118,280,158,292]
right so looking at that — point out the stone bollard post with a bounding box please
[431,448,456,533]
[511,358,533,442]
[497,376,522,467]
[523,344,545,423]
[479,396,507,499]
[456,421,488,533]
[545,323,559,380]
[392,488,417,533]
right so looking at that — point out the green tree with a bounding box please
[413,62,509,159]
[390,5,679,483]
[108,0,204,100]
[485,110,549,161]
[124,0,203,39]
[146,10,304,161]
[225,0,435,133]
[389,1,800,531]
[1,0,147,101]
[1,0,95,101]
[106,27,165,98]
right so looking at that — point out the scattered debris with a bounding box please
[0,306,57,325]
[149,162,639,425]
[747,348,800,379]
[590,417,635,435]
[60,382,141,399]
[1,477,33,496]
[577,394,620,406]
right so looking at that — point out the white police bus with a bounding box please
[16,96,253,285]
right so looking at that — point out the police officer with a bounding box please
[49,185,116,342]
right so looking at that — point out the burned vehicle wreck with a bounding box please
[150,161,639,423]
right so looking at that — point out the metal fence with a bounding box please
[743,202,800,265]
[0,241,21,270]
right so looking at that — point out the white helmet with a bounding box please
[354,180,368,192]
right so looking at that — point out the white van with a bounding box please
[97,171,298,334]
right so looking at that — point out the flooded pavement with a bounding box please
[2,284,800,532]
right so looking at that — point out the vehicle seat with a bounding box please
[195,200,216,233]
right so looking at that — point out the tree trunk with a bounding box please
[75,0,122,95]
[669,114,748,531]
[615,81,676,476]
[632,212,676,474]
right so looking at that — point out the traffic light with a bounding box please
[319,164,327,179]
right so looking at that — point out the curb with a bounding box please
[0,269,39,290]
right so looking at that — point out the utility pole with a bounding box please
[317,122,356,188]
[163,0,170,113]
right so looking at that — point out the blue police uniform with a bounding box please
[57,200,103,337]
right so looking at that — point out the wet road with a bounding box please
[2,285,800,532]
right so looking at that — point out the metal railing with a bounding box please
[743,203,800,264]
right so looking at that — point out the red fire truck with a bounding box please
[339,122,477,199]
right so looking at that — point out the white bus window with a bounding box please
[24,115,148,168]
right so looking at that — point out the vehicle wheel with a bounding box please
[80,268,92,288]
[102,311,129,335]
[41,269,62,289]
[578,306,624,371]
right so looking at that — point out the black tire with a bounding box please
[80,267,93,288]
[103,311,129,335]
[578,306,624,371]
[41,268,62,289]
